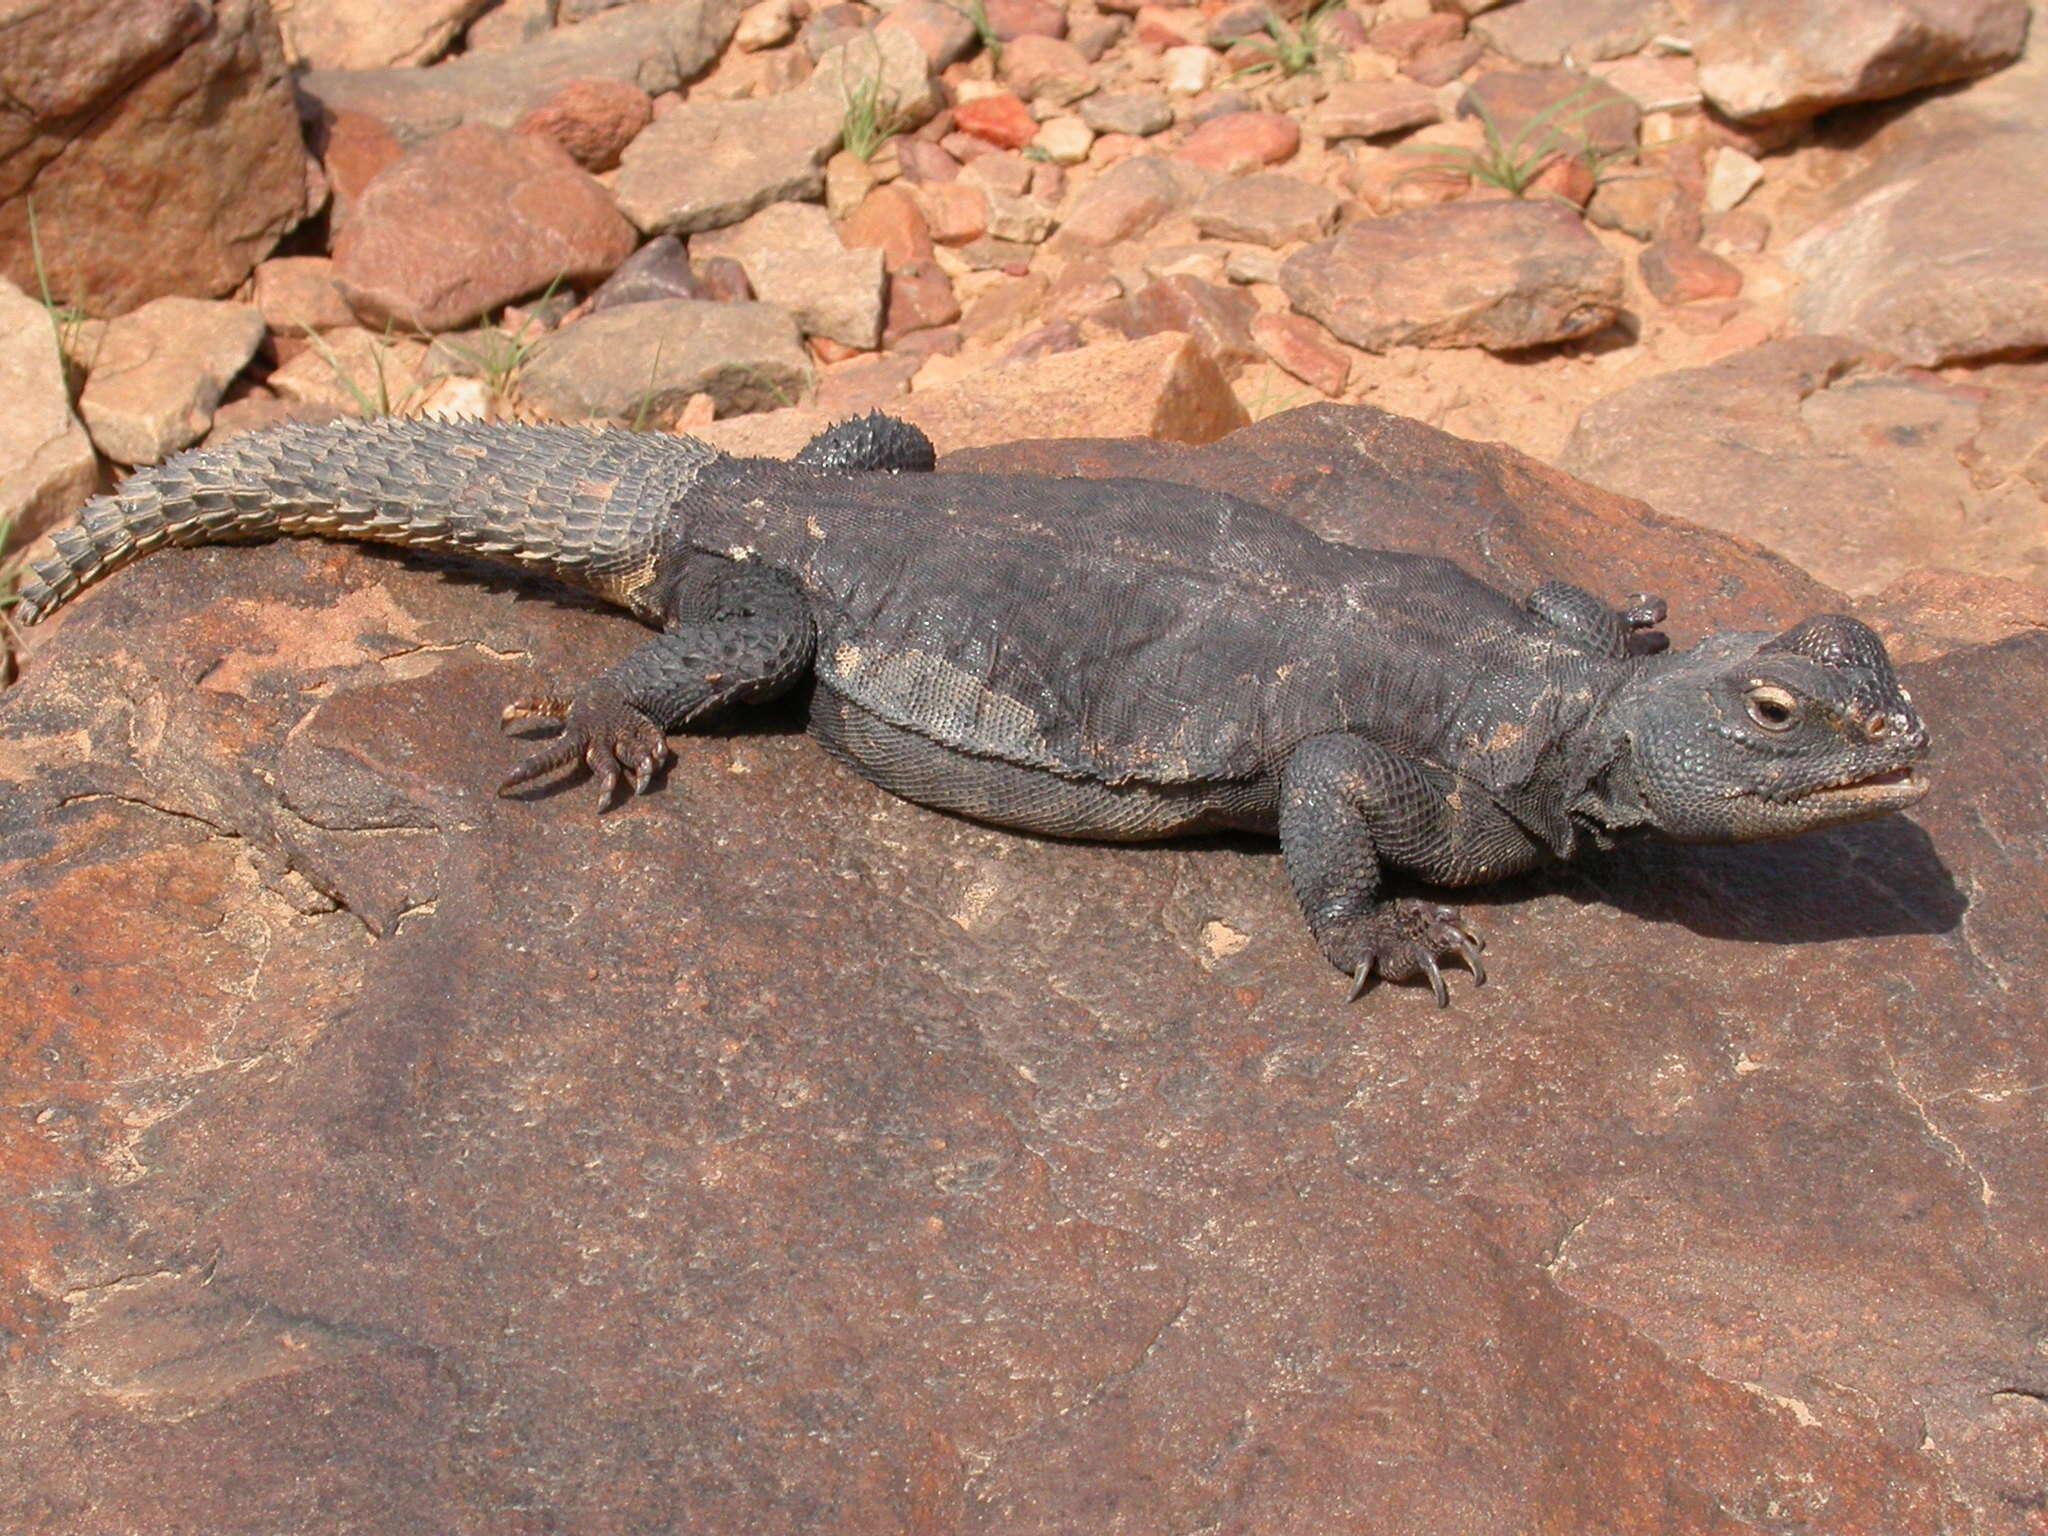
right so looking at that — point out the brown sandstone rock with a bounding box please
[0,279,96,549]
[1174,111,1302,175]
[1472,0,1677,65]
[274,0,496,69]
[614,91,845,236]
[1251,311,1351,395]
[1459,67,1642,156]
[1115,275,1261,374]
[1190,173,1341,246]
[265,327,433,416]
[334,124,637,332]
[1306,79,1443,140]
[1281,201,1624,352]
[513,76,654,171]
[74,299,267,468]
[7,404,2034,1531]
[518,299,810,422]
[0,0,309,315]
[1687,0,2031,122]
[955,92,1041,150]
[1638,239,1743,305]
[1052,154,1212,248]
[1562,338,2048,593]
[998,34,1096,106]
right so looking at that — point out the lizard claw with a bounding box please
[1330,900,1486,1005]
[498,687,672,805]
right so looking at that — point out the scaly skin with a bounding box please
[13,413,1931,1004]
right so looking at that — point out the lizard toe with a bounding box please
[1335,901,1486,1005]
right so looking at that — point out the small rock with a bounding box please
[983,191,1055,244]
[1068,12,1129,60]
[268,327,432,415]
[1053,154,1210,248]
[1081,92,1175,137]
[253,257,358,336]
[1000,320,1086,366]
[614,93,845,236]
[0,280,97,550]
[1527,152,1596,206]
[913,181,992,245]
[912,332,1250,445]
[749,246,888,349]
[839,185,935,270]
[1308,79,1442,140]
[1372,12,1465,60]
[895,138,964,183]
[800,4,874,61]
[962,152,1035,198]
[311,108,406,236]
[278,0,496,69]
[1175,112,1301,175]
[1638,239,1743,305]
[825,150,880,220]
[1592,53,1702,112]
[1144,244,1233,286]
[420,374,496,419]
[734,0,798,51]
[74,298,265,466]
[519,300,810,422]
[983,0,1066,40]
[1471,0,1675,66]
[999,35,1096,106]
[809,28,944,130]
[955,92,1040,150]
[1225,247,1284,284]
[1251,311,1351,396]
[334,124,636,332]
[961,273,1052,340]
[1190,173,1340,246]
[586,237,703,312]
[813,352,923,414]
[513,76,653,172]
[1281,200,1624,351]
[1116,275,1260,374]
[1703,208,1771,256]
[1139,7,1211,48]
[1033,117,1095,165]
[877,0,980,69]
[424,325,529,380]
[1460,69,1641,157]
[883,260,963,340]
[1343,149,1470,213]
[1691,0,2029,122]
[1586,171,1694,241]
[695,256,754,304]
[1161,44,1217,95]
[1704,146,1764,214]
[692,202,843,274]
[1404,36,1484,86]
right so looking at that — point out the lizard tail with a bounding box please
[13,416,719,625]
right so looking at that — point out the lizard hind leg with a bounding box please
[500,559,816,807]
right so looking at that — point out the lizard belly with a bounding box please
[808,687,1277,842]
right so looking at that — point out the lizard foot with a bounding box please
[499,688,672,806]
[1333,901,1485,1007]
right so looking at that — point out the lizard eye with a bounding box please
[1745,685,1799,731]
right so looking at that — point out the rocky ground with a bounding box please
[2,0,2047,1532]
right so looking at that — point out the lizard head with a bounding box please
[1603,614,1930,843]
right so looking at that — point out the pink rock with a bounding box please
[839,185,936,270]
[1117,275,1260,374]
[1190,172,1340,246]
[1527,152,1597,207]
[1639,239,1745,304]
[514,77,654,172]
[1252,311,1352,396]
[883,260,964,339]
[253,256,357,336]
[1134,4,1207,46]
[1174,112,1301,175]
[955,93,1040,150]
[1462,69,1642,156]
[877,0,980,68]
[1054,154,1205,246]
[1373,12,1465,59]
[312,108,408,234]
[999,34,1096,105]
[335,123,638,331]
[895,138,962,183]
[981,0,1067,40]
[1406,37,1485,86]
[915,181,991,244]
[1308,80,1443,141]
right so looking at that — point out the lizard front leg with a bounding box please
[1279,734,1522,1005]
[501,559,815,805]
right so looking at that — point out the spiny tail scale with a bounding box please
[13,418,721,624]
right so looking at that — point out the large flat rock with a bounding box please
[2,407,2041,1532]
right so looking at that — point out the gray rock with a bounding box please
[748,247,887,350]
[519,300,809,422]
[1280,201,1623,352]
[587,236,704,313]
[298,0,745,143]
[75,298,267,467]
[807,27,943,131]
[0,279,97,548]
[614,92,845,236]
[690,202,844,275]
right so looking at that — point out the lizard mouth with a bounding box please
[1788,765,1929,811]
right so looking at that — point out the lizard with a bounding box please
[9,411,1931,1004]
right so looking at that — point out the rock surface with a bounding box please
[275,0,497,69]
[1687,0,2031,121]
[614,92,845,236]
[0,279,97,547]
[517,298,810,422]
[1561,338,2048,593]
[334,124,638,331]
[74,298,267,467]
[1281,201,1624,352]
[0,0,309,315]
[4,406,2038,1533]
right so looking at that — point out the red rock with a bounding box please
[1704,207,1772,255]
[312,108,406,234]
[1586,169,1700,242]
[335,124,638,331]
[894,137,963,183]
[913,181,990,244]
[1190,172,1340,245]
[1527,152,1597,206]
[1174,111,1301,175]
[696,255,754,304]
[1639,238,1744,305]
[1405,36,1484,86]
[513,77,654,172]
[1134,3,1207,46]
[954,92,1040,150]
[1308,80,1443,140]
[813,351,923,414]
[883,260,963,340]
[1054,155,1208,247]
[1001,319,1086,365]
[839,185,935,271]
[1474,0,1675,67]
[982,0,1067,39]
[252,257,358,337]
[1460,68,1641,155]
[1117,275,1260,374]
[0,0,309,314]
[1373,11,1465,59]
[1343,150,1470,213]
[998,34,1095,105]
[1252,311,1352,395]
